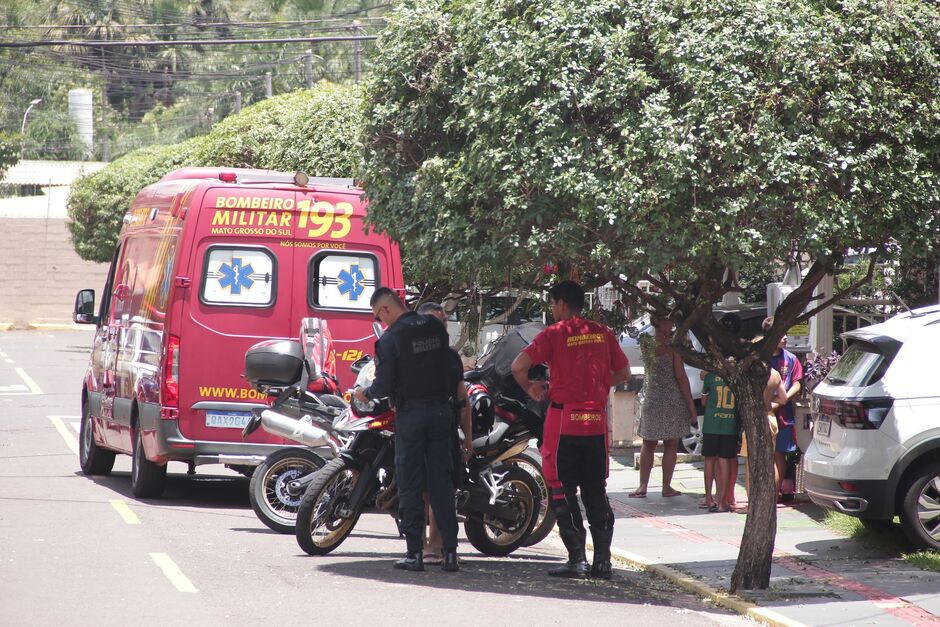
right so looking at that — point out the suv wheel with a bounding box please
[900,462,940,550]
[680,416,703,456]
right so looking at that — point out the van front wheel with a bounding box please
[900,461,940,551]
[131,427,167,498]
[79,403,115,476]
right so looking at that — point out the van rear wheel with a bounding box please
[900,461,940,551]
[79,403,115,476]
[131,427,167,498]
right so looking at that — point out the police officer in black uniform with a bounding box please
[353,288,460,572]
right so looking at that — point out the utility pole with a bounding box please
[304,49,314,89]
[352,21,362,84]
[264,72,273,98]
[233,91,242,113]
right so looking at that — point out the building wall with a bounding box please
[2,217,109,326]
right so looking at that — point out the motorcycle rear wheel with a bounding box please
[464,465,540,557]
[295,457,362,555]
[249,448,326,534]
[505,449,555,547]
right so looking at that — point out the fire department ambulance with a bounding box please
[72,168,403,497]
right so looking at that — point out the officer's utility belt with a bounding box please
[397,397,449,411]
[549,400,606,437]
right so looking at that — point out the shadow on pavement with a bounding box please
[83,470,250,510]
[315,554,693,607]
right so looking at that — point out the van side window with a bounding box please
[309,253,378,311]
[98,244,123,324]
[201,246,276,307]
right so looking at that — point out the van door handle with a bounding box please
[175,276,191,288]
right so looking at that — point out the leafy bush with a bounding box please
[67,139,201,262]
[68,83,363,262]
[188,83,363,176]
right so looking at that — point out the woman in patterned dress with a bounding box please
[630,317,698,497]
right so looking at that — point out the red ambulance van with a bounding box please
[72,167,403,497]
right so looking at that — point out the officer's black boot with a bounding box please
[442,550,459,572]
[394,552,424,572]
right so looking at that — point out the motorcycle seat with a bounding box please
[463,368,484,382]
[472,421,510,452]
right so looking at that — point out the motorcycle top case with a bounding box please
[244,340,305,387]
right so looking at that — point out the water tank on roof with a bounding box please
[68,89,94,153]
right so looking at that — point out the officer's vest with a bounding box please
[391,314,454,403]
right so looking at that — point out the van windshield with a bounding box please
[826,342,888,387]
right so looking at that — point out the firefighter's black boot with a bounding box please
[549,496,589,579]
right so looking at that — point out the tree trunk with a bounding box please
[729,369,778,591]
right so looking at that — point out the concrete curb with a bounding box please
[0,322,88,331]
[605,544,806,627]
[562,526,807,627]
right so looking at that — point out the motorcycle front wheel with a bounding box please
[504,449,555,547]
[464,465,540,557]
[295,457,363,556]
[249,448,327,534]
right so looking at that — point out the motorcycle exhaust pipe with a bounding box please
[260,409,340,453]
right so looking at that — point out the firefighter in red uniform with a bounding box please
[511,281,630,579]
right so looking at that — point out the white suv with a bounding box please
[803,305,940,549]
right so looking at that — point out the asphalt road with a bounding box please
[0,329,749,627]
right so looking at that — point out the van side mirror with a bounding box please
[73,289,98,325]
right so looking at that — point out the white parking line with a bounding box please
[15,368,42,394]
[48,416,79,456]
[109,500,141,525]
[0,368,43,396]
[150,553,198,593]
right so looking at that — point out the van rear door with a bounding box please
[291,188,386,389]
[176,187,298,442]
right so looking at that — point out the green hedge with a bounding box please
[67,139,200,262]
[68,83,364,262]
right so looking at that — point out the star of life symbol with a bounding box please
[337,264,365,301]
[218,258,254,294]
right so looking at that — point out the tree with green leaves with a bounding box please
[0,131,20,180]
[360,0,940,590]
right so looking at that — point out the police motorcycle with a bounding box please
[293,334,543,557]
[241,318,353,533]
[464,321,555,547]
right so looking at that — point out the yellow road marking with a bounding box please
[150,553,198,593]
[109,500,141,525]
[49,416,79,456]
[14,367,42,394]
[4,358,12,364]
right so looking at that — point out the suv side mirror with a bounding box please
[73,289,98,325]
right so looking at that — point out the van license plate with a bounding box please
[816,415,831,438]
[206,411,252,429]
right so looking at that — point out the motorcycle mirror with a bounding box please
[350,355,372,375]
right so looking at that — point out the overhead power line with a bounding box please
[0,34,377,49]
[0,17,387,30]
